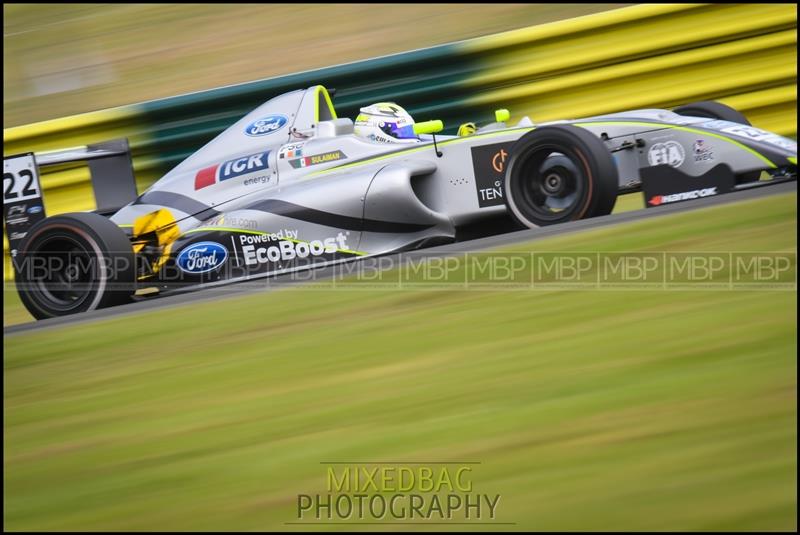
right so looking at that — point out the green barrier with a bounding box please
[2,4,797,279]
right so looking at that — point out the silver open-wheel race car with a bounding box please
[4,85,796,319]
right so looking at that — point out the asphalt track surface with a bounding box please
[5,181,796,336]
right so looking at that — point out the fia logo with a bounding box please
[647,141,685,167]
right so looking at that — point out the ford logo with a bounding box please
[27,205,43,214]
[177,241,228,274]
[244,114,288,137]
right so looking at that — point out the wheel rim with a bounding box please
[515,149,585,222]
[25,232,99,314]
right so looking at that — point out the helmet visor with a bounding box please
[379,122,418,140]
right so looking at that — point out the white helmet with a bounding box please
[354,102,418,143]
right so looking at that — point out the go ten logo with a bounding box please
[244,115,288,137]
[177,241,228,274]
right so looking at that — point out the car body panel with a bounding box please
[102,85,795,292]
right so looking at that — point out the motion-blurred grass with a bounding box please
[3,3,626,127]
[4,191,796,531]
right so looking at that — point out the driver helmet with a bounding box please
[354,102,418,143]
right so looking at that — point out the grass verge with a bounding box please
[3,192,796,530]
[3,4,626,126]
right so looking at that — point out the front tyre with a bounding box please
[15,212,135,320]
[503,125,618,228]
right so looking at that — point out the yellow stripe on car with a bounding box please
[309,126,535,178]
[314,85,337,122]
[574,121,778,168]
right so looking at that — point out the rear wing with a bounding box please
[3,138,138,266]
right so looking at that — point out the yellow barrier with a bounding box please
[464,3,797,137]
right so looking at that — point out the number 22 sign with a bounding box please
[4,153,47,260]
[4,153,42,204]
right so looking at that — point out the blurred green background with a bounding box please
[3,3,626,127]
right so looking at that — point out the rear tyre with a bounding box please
[672,100,751,125]
[15,212,135,320]
[673,100,761,184]
[503,125,618,228]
